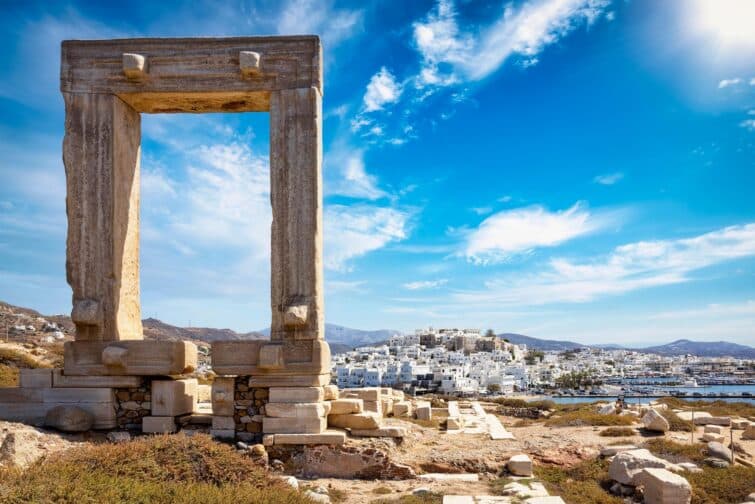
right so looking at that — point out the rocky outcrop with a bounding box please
[279,444,415,479]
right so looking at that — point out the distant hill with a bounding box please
[142,318,266,343]
[637,339,755,359]
[259,323,398,350]
[498,333,586,351]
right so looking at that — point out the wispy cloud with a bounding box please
[403,279,448,290]
[456,223,755,305]
[276,0,363,49]
[324,144,387,200]
[413,0,612,86]
[593,172,624,185]
[740,119,755,131]
[649,300,755,320]
[718,77,742,89]
[362,67,403,112]
[463,202,617,264]
[324,204,410,271]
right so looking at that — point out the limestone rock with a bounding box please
[44,405,93,432]
[328,398,363,415]
[704,425,724,434]
[703,457,729,468]
[599,403,616,415]
[642,408,669,432]
[693,415,730,426]
[508,454,533,476]
[706,442,732,462]
[608,449,675,485]
[106,431,131,443]
[635,468,691,504]
[304,490,330,503]
[742,424,755,440]
[327,412,380,430]
[601,445,638,457]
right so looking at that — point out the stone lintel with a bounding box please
[63,341,197,376]
[61,36,322,100]
[52,369,143,388]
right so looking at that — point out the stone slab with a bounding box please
[328,398,363,415]
[363,400,382,415]
[273,430,346,445]
[443,497,474,504]
[636,468,692,504]
[211,377,235,416]
[249,374,330,388]
[525,498,566,504]
[393,401,412,417]
[142,416,177,434]
[328,412,381,430]
[342,388,380,401]
[52,369,142,388]
[265,402,328,418]
[0,387,116,429]
[418,473,479,482]
[211,340,330,376]
[693,416,730,426]
[63,341,197,376]
[19,368,53,388]
[350,427,406,438]
[415,401,432,421]
[212,416,236,430]
[211,429,235,440]
[151,379,197,416]
[263,416,326,434]
[486,414,514,440]
[269,387,324,403]
[323,385,338,400]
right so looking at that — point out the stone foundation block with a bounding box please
[269,386,324,403]
[328,398,363,415]
[211,429,235,440]
[52,369,142,388]
[446,417,463,430]
[350,427,406,438]
[381,398,393,416]
[273,430,346,445]
[265,402,328,418]
[393,401,412,417]
[151,379,197,416]
[508,454,533,476]
[415,401,432,421]
[263,416,326,434]
[20,369,53,388]
[323,385,338,400]
[142,416,176,434]
[327,412,380,430]
[342,388,380,401]
[704,425,724,434]
[363,400,382,416]
[249,374,330,387]
[211,377,235,416]
[212,416,236,430]
[64,341,197,376]
[693,416,730,426]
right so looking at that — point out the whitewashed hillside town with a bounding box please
[332,327,755,396]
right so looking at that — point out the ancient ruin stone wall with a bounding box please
[114,379,150,429]
[234,376,268,443]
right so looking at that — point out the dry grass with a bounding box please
[545,409,635,427]
[535,458,622,504]
[659,408,694,432]
[643,438,706,463]
[0,363,19,387]
[0,434,308,504]
[371,494,442,504]
[687,466,755,504]
[599,427,636,437]
[656,397,755,418]
[0,346,52,387]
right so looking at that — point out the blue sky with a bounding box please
[1,0,754,345]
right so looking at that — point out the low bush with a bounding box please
[372,494,443,504]
[660,409,693,432]
[535,458,622,504]
[0,434,308,504]
[656,397,755,418]
[687,465,755,504]
[545,410,635,427]
[490,397,555,411]
[643,438,706,463]
[599,427,635,437]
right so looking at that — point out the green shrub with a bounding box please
[599,427,635,437]
[535,458,622,504]
[0,434,308,504]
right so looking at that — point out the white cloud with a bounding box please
[276,0,362,48]
[362,67,403,112]
[718,77,742,89]
[464,202,613,264]
[593,172,624,185]
[403,279,448,290]
[470,206,493,215]
[324,204,410,271]
[456,223,755,305]
[413,0,611,85]
[650,300,755,320]
[740,119,755,131]
[324,145,387,200]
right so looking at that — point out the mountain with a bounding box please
[259,323,399,351]
[142,318,265,343]
[498,333,586,351]
[637,339,755,359]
